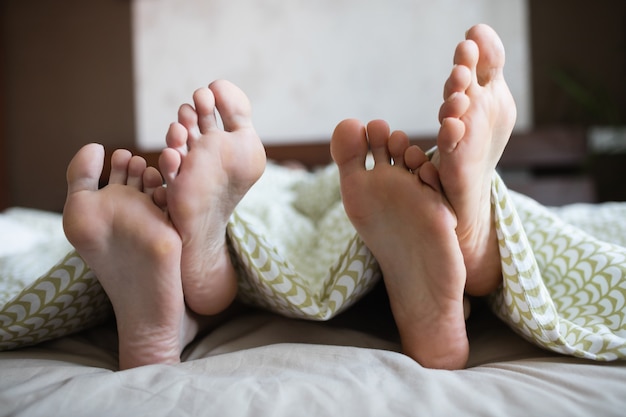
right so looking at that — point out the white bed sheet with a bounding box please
[1,298,625,417]
[1,203,626,417]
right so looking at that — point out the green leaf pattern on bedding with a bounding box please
[0,166,625,360]
[229,212,380,320]
[490,178,626,360]
[0,251,111,350]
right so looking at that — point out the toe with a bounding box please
[165,122,189,155]
[465,24,506,85]
[152,186,168,210]
[453,39,479,76]
[109,149,132,185]
[158,147,182,186]
[192,87,219,134]
[143,166,164,197]
[438,118,466,153]
[366,120,391,166]
[178,103,202,140]
[66,143,106,194]
[331,119,368,178]
[443,65,472,100]
[388,130,410,169]
[438,91,470,123]
[416,161,442,193]
[210,80,253,132]
[404,145,429,171]
[127,155,147,190]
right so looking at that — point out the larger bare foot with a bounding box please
[331,119,468,370]
[63,144,189,369]
[158,80,266,316]
[433,24,516,296]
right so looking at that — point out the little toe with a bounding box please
[109,149,133,185]
[417,161,442,193]
[331,119,369,178]
[143,166,164,197]
[404,145,429,171]
[152,187,167,210]
[209,80,254,132]
[66,143,106,194]
[366,120,392,166]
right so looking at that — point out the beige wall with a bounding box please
[2,1,625,211]
[1,0,134,211]
[132,0,532,148]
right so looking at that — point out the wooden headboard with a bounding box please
[0,126,593,212]
[121,126,594,207]
[497,127,594,205]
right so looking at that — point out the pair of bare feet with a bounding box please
[63,24,515,370]
[63,81,266,369]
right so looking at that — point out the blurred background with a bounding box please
[1,0,625,211]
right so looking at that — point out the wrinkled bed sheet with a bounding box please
[1,170,626,416]
[1,295,625,417]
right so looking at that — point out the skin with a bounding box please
[433,23,516,297]
[62,23,516,370]
[156,80,267,316]
[331,119,469,370]
[63,81,266,369]
[63,145,191,369]
[330,23,516,369]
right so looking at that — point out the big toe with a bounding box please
[66,143,105,195]
[465,24,506,85]
[210,80,254,132]
[331,119,369,178]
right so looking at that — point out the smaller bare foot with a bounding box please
[157,80,266,316]
[331,119,468,370]
[63,144,190,369]
[433,24,516,296]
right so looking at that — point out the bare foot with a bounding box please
[331,119,469,370]
[63,144,197,369]
[157,80,266,316]
[433,24,516,296]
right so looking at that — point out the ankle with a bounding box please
[463,226,502,296]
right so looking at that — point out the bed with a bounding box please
[1,128,625,417]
